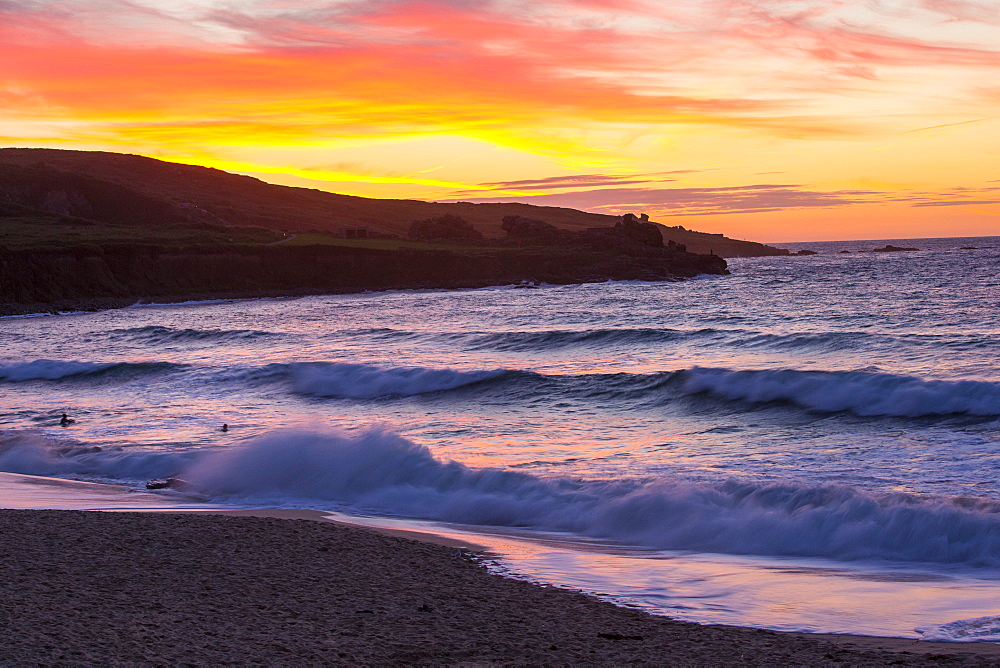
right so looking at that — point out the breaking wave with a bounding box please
[0,431,194,480]
[681,367,1000,417]
[183,429,1000,568]
[329,326,999,357]
[461,328,723,351]
[0,359,180,382]
[917,616,1000,643]
[176,429,1000,567]
[283,362,509,399]
[230,361,1000,417]
[9,426,1000,567]
[739,331,881,351]
[110,325,280,343]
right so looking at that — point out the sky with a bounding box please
[2,0,999,241]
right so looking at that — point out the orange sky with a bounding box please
[2,0,998,241]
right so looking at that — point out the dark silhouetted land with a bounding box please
[0,148,788,256]
[0,148,791,314]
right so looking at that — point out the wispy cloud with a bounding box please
[3,0,1000,238]
[471,171,712,192]
[911,200,1000,207]
[7,0,999,146]
[447,178,1000,217]
[446,183,878,216]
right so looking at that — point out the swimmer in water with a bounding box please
[60,413,74,427]
[221,423,229,432]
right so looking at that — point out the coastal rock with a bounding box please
[794,250,817,256]
[612,213,664,248]
[501,215,565,240]
[408,215,483,241]
[859,245,919,253]
[146,477,193,491]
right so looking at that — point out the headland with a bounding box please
[0,148,790,316]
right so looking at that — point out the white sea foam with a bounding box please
[0,431,195,480]
[169,428,1000,567]
[125,298,254,309]
[287,362,504,399]
[917,616,1000,643]
[0,310,91,319]
[682,367,1000,417]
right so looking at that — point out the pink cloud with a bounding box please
[2,0,999,155]
[448,179,1000,216]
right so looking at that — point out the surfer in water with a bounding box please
[59,413,74,427]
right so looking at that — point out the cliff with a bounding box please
[0,242,727,316]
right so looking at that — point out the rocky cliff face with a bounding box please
[0,243,727,315]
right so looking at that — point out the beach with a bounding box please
[1,508,999,665]
[3,243,1000,661]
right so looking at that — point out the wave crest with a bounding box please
[682,367,1000,417]
[7,427,1000,567]
[176,428,1000,567]
[111,325,279,343]
[0,359,178,382]
[464,328,718,351]
[0,431,194,479]
[286,362,507,399]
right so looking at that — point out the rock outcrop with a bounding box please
[611,213,664,247]
[859,245,919,253]
[500,215,566,240]
[408,215,483,241]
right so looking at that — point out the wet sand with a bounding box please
[2,509,999,665]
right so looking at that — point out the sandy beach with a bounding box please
[0,509,997,665]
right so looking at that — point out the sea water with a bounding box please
[1,235,998,640]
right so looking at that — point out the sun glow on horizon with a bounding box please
[2,0,999,240]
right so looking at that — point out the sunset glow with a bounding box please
[3,0,999,240]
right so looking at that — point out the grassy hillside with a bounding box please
[0,148,787,256]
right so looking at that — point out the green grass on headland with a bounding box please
[0,216,283,251]
[0,215,502,253]
[273,231,495,252]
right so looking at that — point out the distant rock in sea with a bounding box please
[859,245,919,253]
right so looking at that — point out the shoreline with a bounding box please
[0,272,717,318]
[0,281,621,318]
[2,508,998,664]
[0,237,729,318]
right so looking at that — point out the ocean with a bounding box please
[2,235,999,641]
